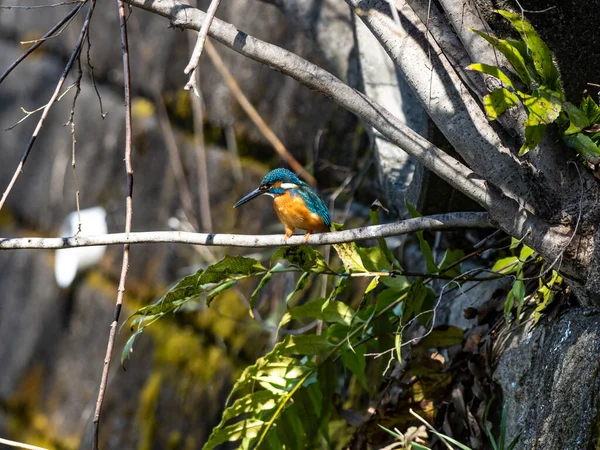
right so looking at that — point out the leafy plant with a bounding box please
[468,10,600,160]
[492,238,563,324]
[122,207,521,448]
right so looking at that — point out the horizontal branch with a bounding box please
[0,213,492,249]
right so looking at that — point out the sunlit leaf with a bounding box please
[280,297,356,328]
[467,63,514,88]
[278,334,335,355]
[357,246,392,272]
[519,245,535,262]
[519,90,562,126]
[496,10,559,90]
[470,29,532,86]
[333,241,366,272]
[483,88,520,120]
[492,256,520,274]
[581,95,600,124]
[379,272,410,291]
[203,419,264,450]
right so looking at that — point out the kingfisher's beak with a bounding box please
[233,187,264,208]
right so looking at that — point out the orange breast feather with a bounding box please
[273,191,328,233]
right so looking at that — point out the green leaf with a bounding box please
[412,443,432,450]
[496,10,559,90]
[563,133,600,164]
[286,272,310,303]
[492,256,520,274]
[520,124,546,155]
[563,102,590,135]
[581,95,600,124]
[206,280,236,306]
[470,29,532,86]
[333,242,366,272]
[439,249,465,278]
[279,297,356,328]
[430,431,473,450]
[406,203,439,273]
[519,90,562,126]
[419,326,464,349]
[483,88,520,120]
[249,271,273,309]
[513,280,526,321]
[272,245,320,272]
[519,245,535,262]
[381,274,410,290]
[467,63,514,88]
[198,255,266,285]
[121,328,143,368]
[402,280,428,326]
[357,246,392,272]
[277,334,335,355]
[203,419,264,450]
[217,391,277,430]
[341,343,368,390]
[369,201,397,267]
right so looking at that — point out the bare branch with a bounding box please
[92,0,133,448]
[184,0,221,95]
[0,213,493,249]
[0,1,94,213]
[0,1,84,85]
[0,1,81,9]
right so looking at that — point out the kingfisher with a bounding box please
[233,168,331,240]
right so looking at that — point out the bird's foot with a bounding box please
[304,231,313,243]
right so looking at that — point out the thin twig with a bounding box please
[204,40,317,186]
[0,438,49,450]
[0,0,81,8]
[0,2,84,85]
[0,0,95,213]
[0,212,493,249]
[183,0,221,95]
[91,0,133,448]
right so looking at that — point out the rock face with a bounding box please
[495,309,600,449]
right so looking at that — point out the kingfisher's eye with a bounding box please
[259,185,269,191]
